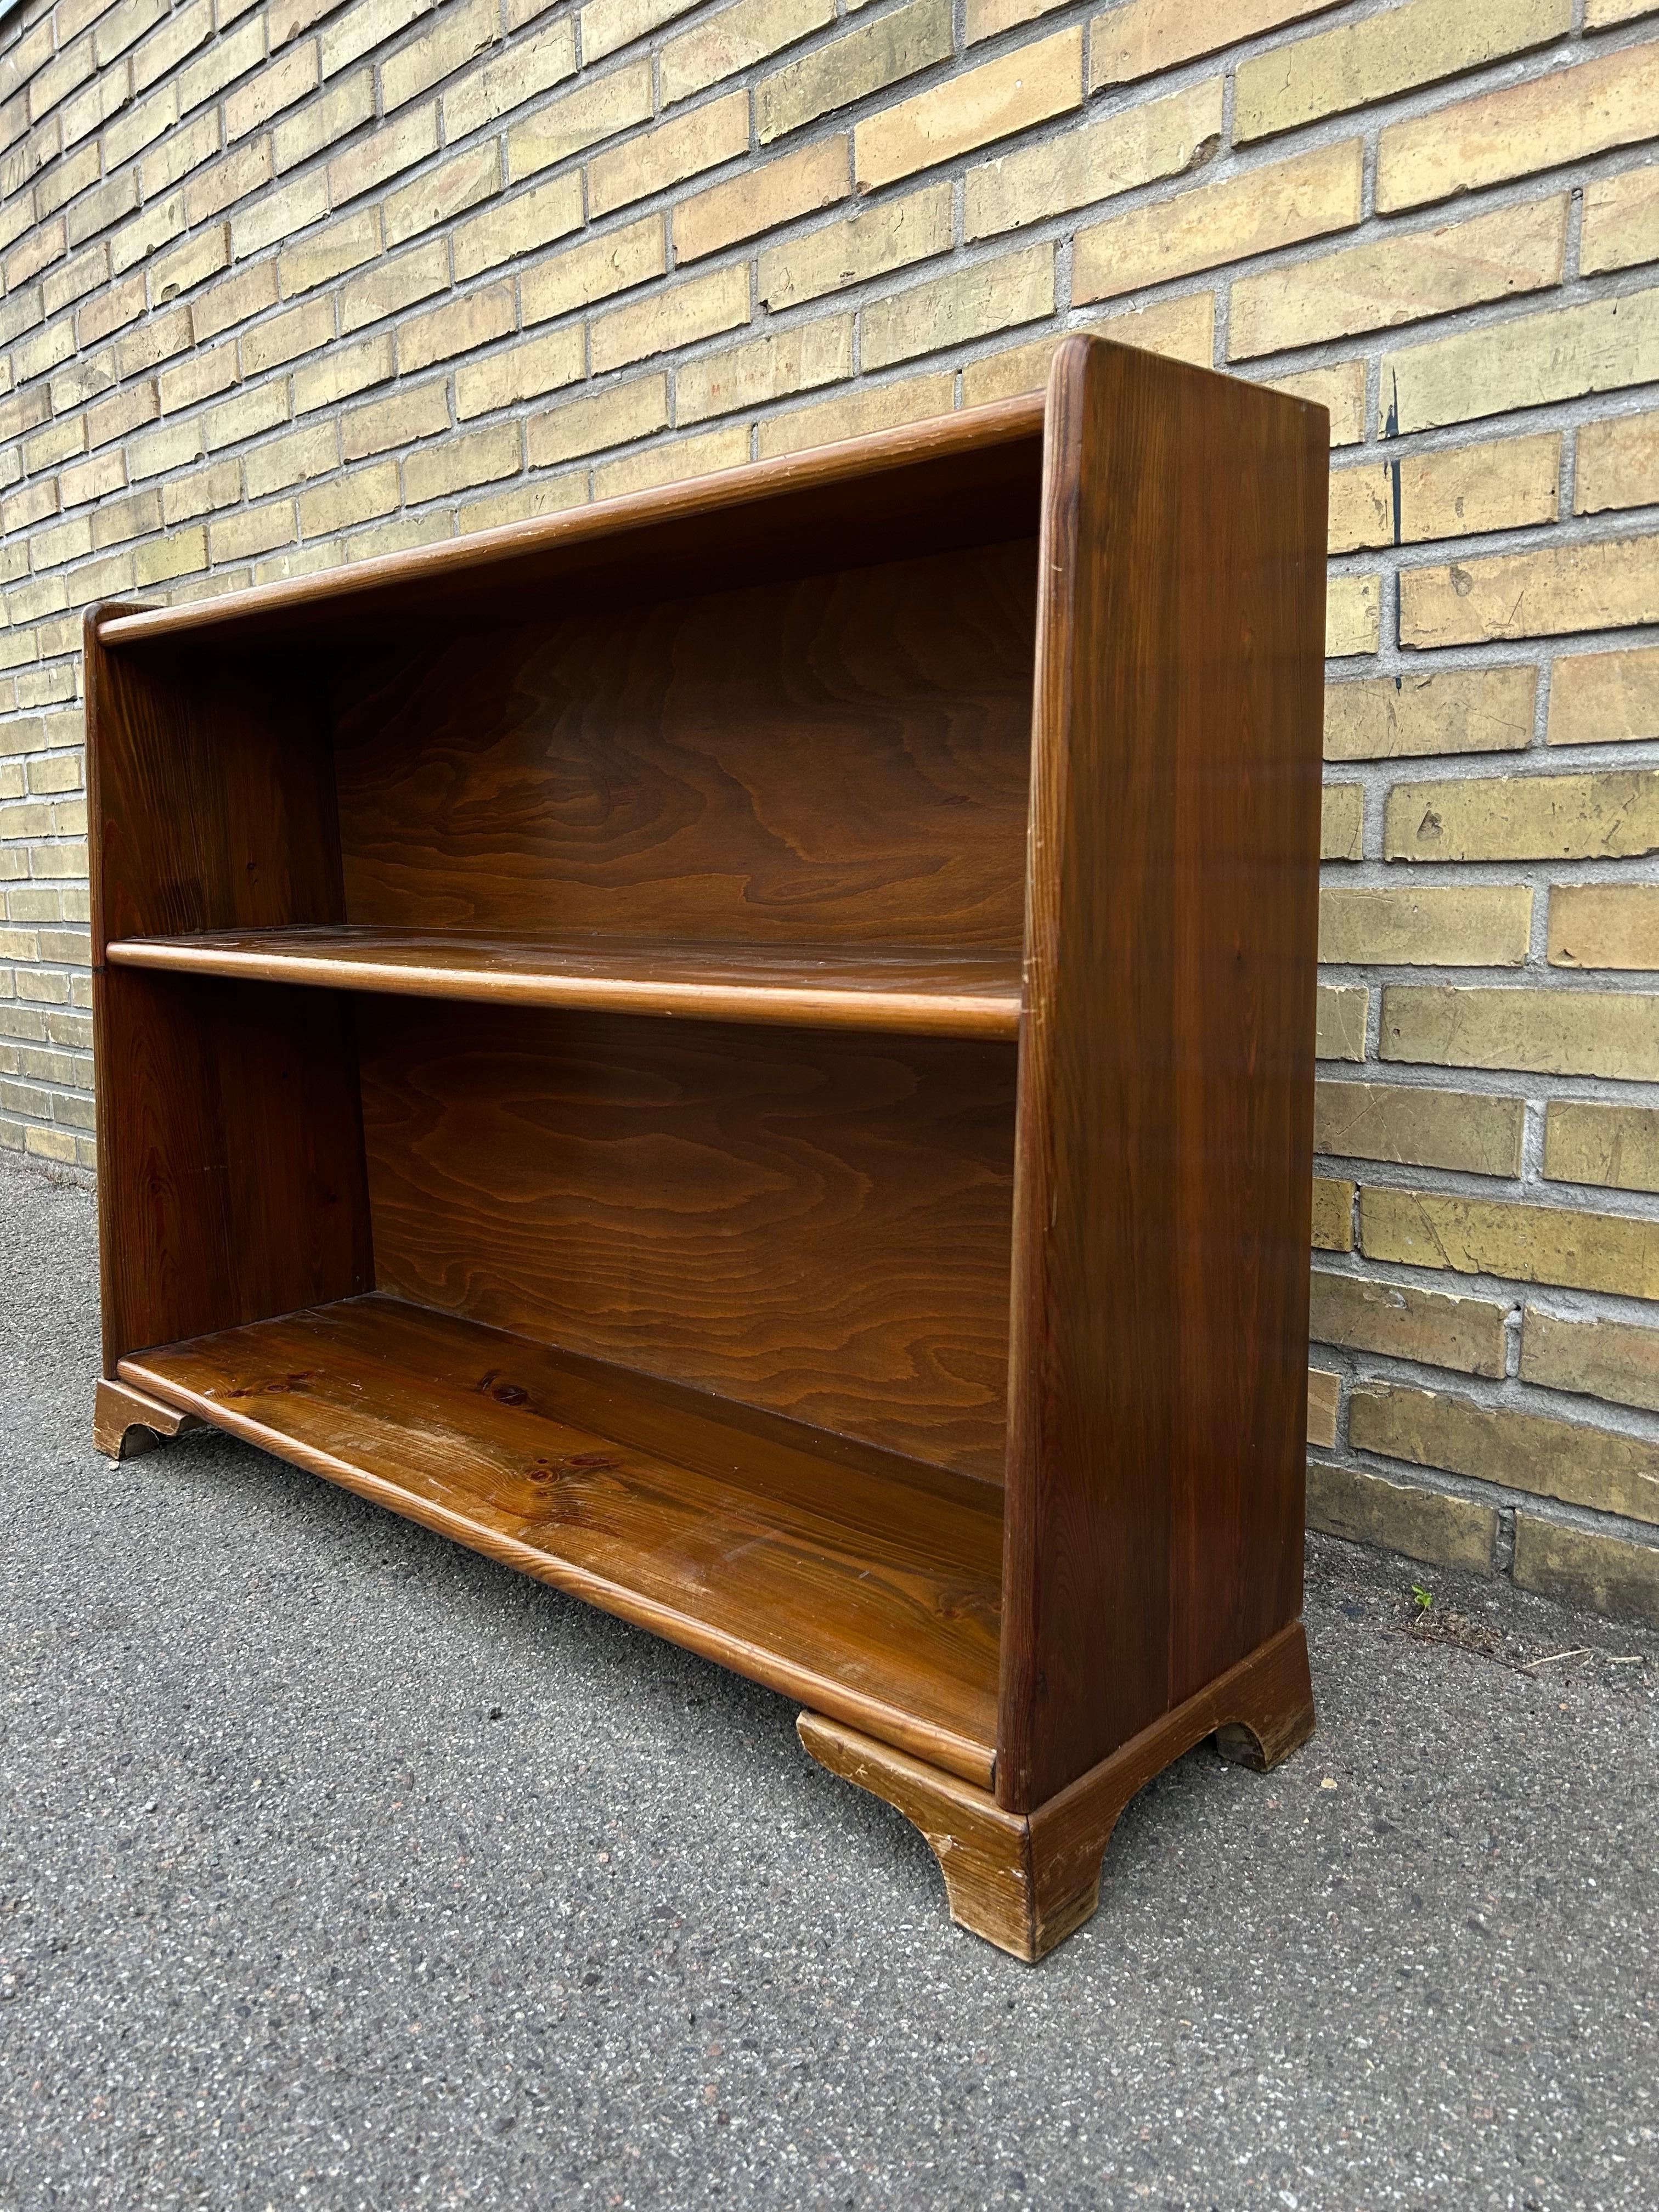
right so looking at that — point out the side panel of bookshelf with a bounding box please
[999,338,1328,1812]
[87,619,375,1368]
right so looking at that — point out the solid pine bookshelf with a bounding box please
[88,338,1327,1960]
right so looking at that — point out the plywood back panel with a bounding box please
[357,1000,1016,1481]
[331,539,1037,950]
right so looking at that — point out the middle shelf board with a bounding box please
[120,1293,1005,1785]
[106,925,1025,1039]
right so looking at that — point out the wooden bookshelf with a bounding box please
[87,337,1328,1960]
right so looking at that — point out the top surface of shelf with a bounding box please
[105,924,1025,1037]
[122,1294,1003,1784]
[94,390,1048,652]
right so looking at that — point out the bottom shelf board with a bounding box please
[120,1294,1002,1786]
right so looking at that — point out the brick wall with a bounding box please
[4,0,1659,1623]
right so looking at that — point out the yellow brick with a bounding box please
[1351,1378,1659,1526]
[293,331,394,414]
[326,105,438,209]
[526,373,669,466]
[1385,286,1659,437]
[443,20,575,139]
[1577,410,1659,517]
[580,0,698,65]
[161,458,244,522]
[459,472,587,532]
[505,58,654,181]
[1074,140,1361,306]
[662,0,834,108]
[1404,536,1659,651]
[157,343,238,415]
[151,222,230,307]
[202,380,290,450]
[1324,667,1536,763]
[675,136,849,263]
[756,368,953,458]
[1306,1365,1338,1448]
[1316,1075,1523,1179]
[381,0,496,112]
[855,28,1082,193]
[1311,1176,1354,1252]
[1514,1518,1659,1632]
[404,420,521,506]
[1327,431,1561,555]
[967,0,1068,45]
[1386,765,1659,865]
[964,74,1221,241]
[1325,574,1378,660]
[677,316,851,426]
[278,208,380,297]
[244,421,336,498]
[1088,290,1215,368]
[757,0,952,144]
[338,238,449,335]
[208,502,298,563]
[1228,196,1566,362]
[1365,1186,1659,1307]
[1548,883,1659,973]
[1261,361,1365,447]
[1548,645,1659,748]
[454,326,585,420]
[592,423,750,501]
[758,181,950,310]
[1087,0,1338,91]
[1234,0,1570,144]
[521,216,665,326]
[590,263,749,375]
[1582,161,1659,278]
[341,380,451,461]
[134,525,209,585]
[1318,885,1531,968]
[1521,1307,1659,1417]
[1588,0,1659,21]
[590,88,748,217]
[345,512,453,563]
[398,284,516,376]
[1381,984,1659,1080]
[454,173,584,280]
[192,260,281,347]
[234,170,329,260]
[187,140,277,229]
[1378,41,1659,215]
[860,242,1053,371]
[1544,1098,1659,1197]
[271,66,374,171]
[1306,1461,1497,1573]
[1318,782,1362,861]
[225,36,317,139]
[1310,1266,1506,1376]
[385,144,500,248]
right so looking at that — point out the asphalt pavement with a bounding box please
[2,1156,1656,2211]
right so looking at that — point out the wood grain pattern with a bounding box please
[86,609,374,1372]
[123,1294,1003,1783]
[998,338,1327,1810]
[95,394,1045,651]
[106,925,1024,1038]
[800,1620,1314,1961]
[330,540,1036,952]
[358,1001,1017,1480]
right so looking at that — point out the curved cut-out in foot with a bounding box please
[801,1620,1316,1962]
[93,1376,204,1462]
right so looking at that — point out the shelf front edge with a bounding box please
[119,1353,998,1791]
[104,939,1023,1040]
